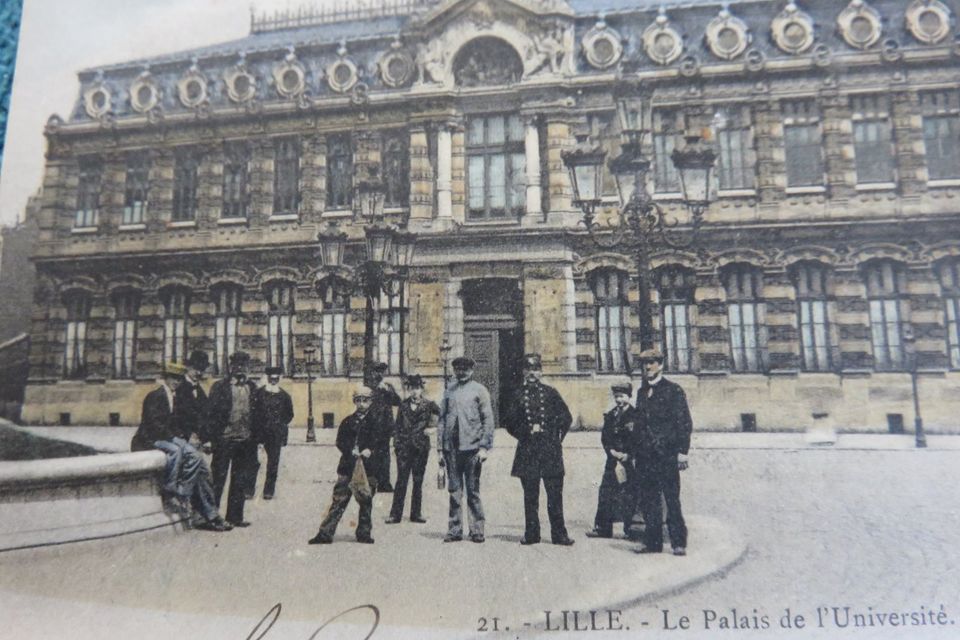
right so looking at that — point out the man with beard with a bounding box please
[252,366,294,500]
[437,356,494,543]
[503,353,574,546]
[364,361,400,493]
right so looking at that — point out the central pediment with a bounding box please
[414,0,574,30]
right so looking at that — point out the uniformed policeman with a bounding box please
[503,353,575,546]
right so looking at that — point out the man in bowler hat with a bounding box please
[253,366,294,500]
[633,348,692,556]
[386,374,439,524]
[503,353,575,546]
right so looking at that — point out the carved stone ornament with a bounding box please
[224,60,257,104]
[771,2,816,55]
[83,80,111,119]
[273,51,307,99]
[705,9,751,60]
[581,20,623,69]
[129,71,160,114]
[905,0,952,45]
[643,10,684,65]
[177,65,209,109]
[837,0,883,50]
[378,40,415,88]
[327,43,359,93]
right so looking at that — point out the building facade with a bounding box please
[22,0,960,433]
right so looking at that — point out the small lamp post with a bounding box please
[440,337,452,387]
[304,347,316,443]
[902,327,927,448]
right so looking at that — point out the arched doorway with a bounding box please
[452,37,523,87]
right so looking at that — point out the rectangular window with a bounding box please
[782,100,824,188]
[162,288,189,364]
[466,114,525,220]
[592,270,630,372]
[852,95,895,184]
[172,150,199,221]
[921,91,960,181]
[658,267,695,372]
[273,137,300,215]
[586,111,619,197]
[715,106,755,190]
[864,261,906,371]
[123,154,150,225]
[266,282,294,372]
[723,265,764,372]
[326,135,353,209]
[382,131,410,208]
[75,159,101,228]
[652,109,682,193]
[214,286,242,376]
[936,260,960,369]
[792,262,832,371]
[113,291,140,379]
[222,142,250,219]
[375,287,406,374]
[63,292,90,378]
[319,284,348,375]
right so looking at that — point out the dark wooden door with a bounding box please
[464,330,500,423]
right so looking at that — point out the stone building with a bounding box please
[22,0,960,433]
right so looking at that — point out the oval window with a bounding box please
[186,80,203,101]
[334,63,352,85]
[387,57,408,82]
[594,37,615,64]
[137,85,153,106]
[654,33,675,57]
[784,22,807,47]
[92,90,107,110]
[717,27,740,51]
[917,9,943,38]
[850,16,874,43]
[282,69,300,92]
[234,74,251,97]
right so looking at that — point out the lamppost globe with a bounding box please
[561,134,606,208]
[364,223,396,264]
[671,133,718,214]
[317,225,348,268]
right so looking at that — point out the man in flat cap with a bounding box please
[504,353,575,546]
[253,366,294,500]
[132,361,231,532]
[364,361,401,493]
[632,348,692,556]
[587,381,639,539]
[386,374,439,524]
[206,351,259,527]
[309,385,387,544]
[437,356,494,543]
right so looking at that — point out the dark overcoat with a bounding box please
[205,377,260,444]
[131,386,175,451]
[504,380,573,479]
[394,398,440,456]
[173,380,209,441]
[633,378,693,459]
[601,404,640,471]
[253,386,294,445]
[334,409,391,478]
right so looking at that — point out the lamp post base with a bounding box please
[915,418,927,449]
[306,418,316,443]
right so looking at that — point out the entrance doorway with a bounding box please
[461,278,524,426]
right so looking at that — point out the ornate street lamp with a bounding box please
[902,327,927,448]
[562,86,717,353]
[304,347,317,443]
[440,337,452,387]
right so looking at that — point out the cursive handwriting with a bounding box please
[247,602,380,640]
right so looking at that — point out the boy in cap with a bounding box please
[437,356,495,543]
[386,374,440,524]
[253,366,294,500]
[586,382,639,539]
[633,348,692,556]
[309,385,389,544]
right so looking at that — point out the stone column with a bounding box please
[819,89,856,201]
[436,125,453,220]
[408,125,433,220]
[891,90,926,197]
[542,115,574,214]
[302,134,327,223]
[754,99,784,203]
[524,116,542,216]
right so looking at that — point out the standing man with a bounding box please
[632,348,692,556]
[386,374,439,524]
[176,350,211,445]
[206,351,259,527]
[586,382,639,539]
[504,354,575,546]
[253,366,294,500]
[308,385,387,544]
[365,362,400,493]
[437,356,494,543]
[131,361,231,532]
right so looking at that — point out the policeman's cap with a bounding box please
[521,353,542,371]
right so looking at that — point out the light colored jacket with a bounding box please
[438,378,495,452]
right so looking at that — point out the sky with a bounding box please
[0,0,324,227]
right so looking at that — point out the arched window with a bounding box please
[657,266,696,373]
[213,284,243,375]
[63,291,91,378]
[863,260,907,371]
[382,131,409,208]
[591,269,630,373]
[466,113,525,220]
[273,137,300,215]
[452,37,523,88]
[75,158,102,228]
[161,287,190,364]
[326,135,353,209]
[722,264,765,372]
[265,281,295,372]
[790,262,833,371]
[112,289,141,379]
[172,149,200,221]
[376,286,406,374]
[318,280,349,376]
[222,142,250,220]
[936,259,960,369]
[123,152,150,225]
